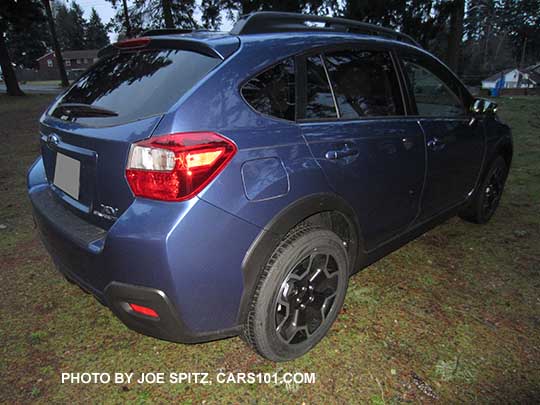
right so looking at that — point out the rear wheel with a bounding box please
[459,156,508,224]
[242,225,349,361]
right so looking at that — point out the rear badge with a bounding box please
[93,204,119,221]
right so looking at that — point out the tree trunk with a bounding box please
[42,0,69,87]
[447,0,464,72]
[162,0,174,29]
[0,31,24,96]
[122,0,133,37]
[519,36,528,68]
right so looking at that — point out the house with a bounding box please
[481,64,540,89]
[36,50,99,80]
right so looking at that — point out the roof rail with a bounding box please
[230,12,420,47]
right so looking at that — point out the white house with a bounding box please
[482,64,540,89]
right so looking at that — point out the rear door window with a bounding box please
[323,50,404,118]
[50,49,221,127]
[241,58,295,121]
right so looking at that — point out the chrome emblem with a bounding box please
[46,134,60,147]
[93,204,119,221]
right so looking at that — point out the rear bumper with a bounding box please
[104,282,240,343]
[28,157,260,343]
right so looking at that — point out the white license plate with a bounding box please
[53,152,80,200]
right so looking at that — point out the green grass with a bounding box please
[19,80,63,86]
[0,94,539,403]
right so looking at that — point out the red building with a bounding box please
[36,50,99,80]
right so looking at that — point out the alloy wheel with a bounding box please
[275,252,340,344]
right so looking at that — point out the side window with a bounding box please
[324,50,404,118]
[242,58,295,121]
[305,55,338,119]
[402,59,465,117]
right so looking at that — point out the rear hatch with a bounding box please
[40,39,228,228]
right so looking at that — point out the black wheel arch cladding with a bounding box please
[236,192,362,325]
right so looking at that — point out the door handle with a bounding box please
[325,146,359,160]
[427,137,445,151]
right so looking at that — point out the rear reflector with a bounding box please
[126,132,237,201]
[114,37,151,49]
[129,303,159,318]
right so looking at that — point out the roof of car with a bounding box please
[145,29,421,56]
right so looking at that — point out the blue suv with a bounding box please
[27,12,512,361]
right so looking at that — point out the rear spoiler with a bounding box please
[98,36,239,60]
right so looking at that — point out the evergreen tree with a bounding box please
[5,3,50,69]
[85,8,110,49]
[1,0,47,95]
[54,2,71,49]
[55,1,86,50]
[108,0,197,36]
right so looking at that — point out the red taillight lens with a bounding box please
[126,132,237,201]
[114,37,151,49]
[128,303,159,318]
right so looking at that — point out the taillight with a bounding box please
[126,132,237,201]
[114,37,151,49]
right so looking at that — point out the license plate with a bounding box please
[53,152,80,200]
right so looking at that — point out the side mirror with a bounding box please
[471,98,497,115]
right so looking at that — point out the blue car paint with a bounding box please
[29,157,261,332]
[300,118,426,251]
[241,158,290,201]
[27,29,509,341]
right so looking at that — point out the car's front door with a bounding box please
[398,52,485,221]
[299,47,426,251]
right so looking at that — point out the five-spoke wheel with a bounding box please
[243,226,349,361]
[275,253,340,344]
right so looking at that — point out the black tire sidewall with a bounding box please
[474,156,508,224]
[251,229,349,361]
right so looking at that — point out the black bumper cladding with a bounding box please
[104,282,240,344]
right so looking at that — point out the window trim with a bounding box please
[319,54,341,119]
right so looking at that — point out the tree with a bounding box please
[85,8,110,49]
[0,0,47,96]
[107,0,134,37]
[0,32,23,96]
[43,0,69,87]
[5,5,50,69]
[162,0,174,28]
[201,0,222,29]
[55,1,86,50]
[443,0,465,72]
[108,0,197,36]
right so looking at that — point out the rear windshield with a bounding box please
[49,49,221,127]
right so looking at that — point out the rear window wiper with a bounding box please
[54,103,119,118]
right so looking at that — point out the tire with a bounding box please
[242,225,349,362]
[459,156,508,224]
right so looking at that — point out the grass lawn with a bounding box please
[18,81,64,87]
[0,94,539,403]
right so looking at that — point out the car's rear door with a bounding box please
[299,45,426,250]
[397,50,485,221]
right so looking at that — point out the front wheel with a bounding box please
[459,156,508,224]
[242,225,349,362]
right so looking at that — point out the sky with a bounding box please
[73,0,235,41]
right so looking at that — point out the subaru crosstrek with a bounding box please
[27,12,512,361]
